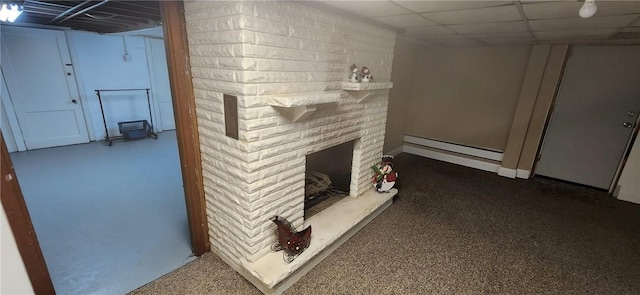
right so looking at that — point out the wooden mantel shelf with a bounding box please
[268,91,341,122]
[341,82,394,103]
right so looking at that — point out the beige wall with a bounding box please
[384,37,419,153]
[404,46,531,151]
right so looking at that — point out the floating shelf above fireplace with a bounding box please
[341,82,394,103]
[268,91,341,122]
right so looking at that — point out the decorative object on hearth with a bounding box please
[371,155,398,193]
[349,64,361,83]
[360,66,373,82]
[271,216,312,263]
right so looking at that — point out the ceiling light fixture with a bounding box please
[579,0,597,19]
[0,3,23,23]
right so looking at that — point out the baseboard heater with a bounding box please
[402,135,503,173]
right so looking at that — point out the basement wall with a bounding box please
[404,46,531,151]
[384,36,420,154]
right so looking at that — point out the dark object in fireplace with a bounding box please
[271,216,312,263]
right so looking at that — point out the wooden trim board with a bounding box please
[1,134,56,294]
[160,0,210,255]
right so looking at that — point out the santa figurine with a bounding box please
[371,155,398,193]
[360,66,373,82]
[349,64,361,83]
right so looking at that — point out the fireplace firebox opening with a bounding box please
[304,140,356,218]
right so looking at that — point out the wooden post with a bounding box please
[160,0,210,255]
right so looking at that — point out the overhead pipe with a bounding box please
[47,0,91,23]
[57,0,109,24]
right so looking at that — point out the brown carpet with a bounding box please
[130,153,640,295]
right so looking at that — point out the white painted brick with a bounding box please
[191,68,236,82]
[255,59,344,73]
[217,57,257,71]
[243,44,316,61]
[253,3,315,29]
[236,95,269,108]
[185,2,248,22]
[315,52,345,63]
[238,106,279,120]
[188,30,253,45]
[254,32,300,50]
[217,16,240,31]
[239,116,282,131]
[246,150,298,172]
[192,78,257,96]
[186,20,217,34]
[184,1,232,12]
[289,26,344,44]
[189,57,218,68]
[256,82,340,95]
[239,71,309,84]
[308,72,343,82]
[314,20,333,32]
[189,44,244,57]
[299,39,344,54]
[186,0,396,266]
[237,16,290,36]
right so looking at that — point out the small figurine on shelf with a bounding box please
[349,64,361,83]
[360,66,373,82]
[371,155,398,193]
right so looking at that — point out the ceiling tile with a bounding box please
[373,14,437,27]
[519,0,575,2]
[421,34,470,41]
[603,38,640,44]
[422,5,522,24]
[479,38,535,45]
[523,1,640,20]
[448,21,528,34]
[529,15,637,31]
[539,39,603,45]
[592,1,640,16]
[320,1,411,17]
[465,32,534,39]
[435,39,483,47]
[534,29,617,39]
[393,1,509,13]
[403,25,457,36]
[522,2,583,19]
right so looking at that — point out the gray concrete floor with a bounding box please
[10,131,194,295]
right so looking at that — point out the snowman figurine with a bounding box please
[349,64,361,83]
[371,155,398,193]
[360,66,373,82]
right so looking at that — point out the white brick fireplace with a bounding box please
[184,1,397,293]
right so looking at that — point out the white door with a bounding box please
[147,37,175,130]
[535,46,640,189]
[1,26,89,150]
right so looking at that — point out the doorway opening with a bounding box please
[3,4,208,293]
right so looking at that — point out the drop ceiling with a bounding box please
[317,0,640,46]
[6,1,640,46]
